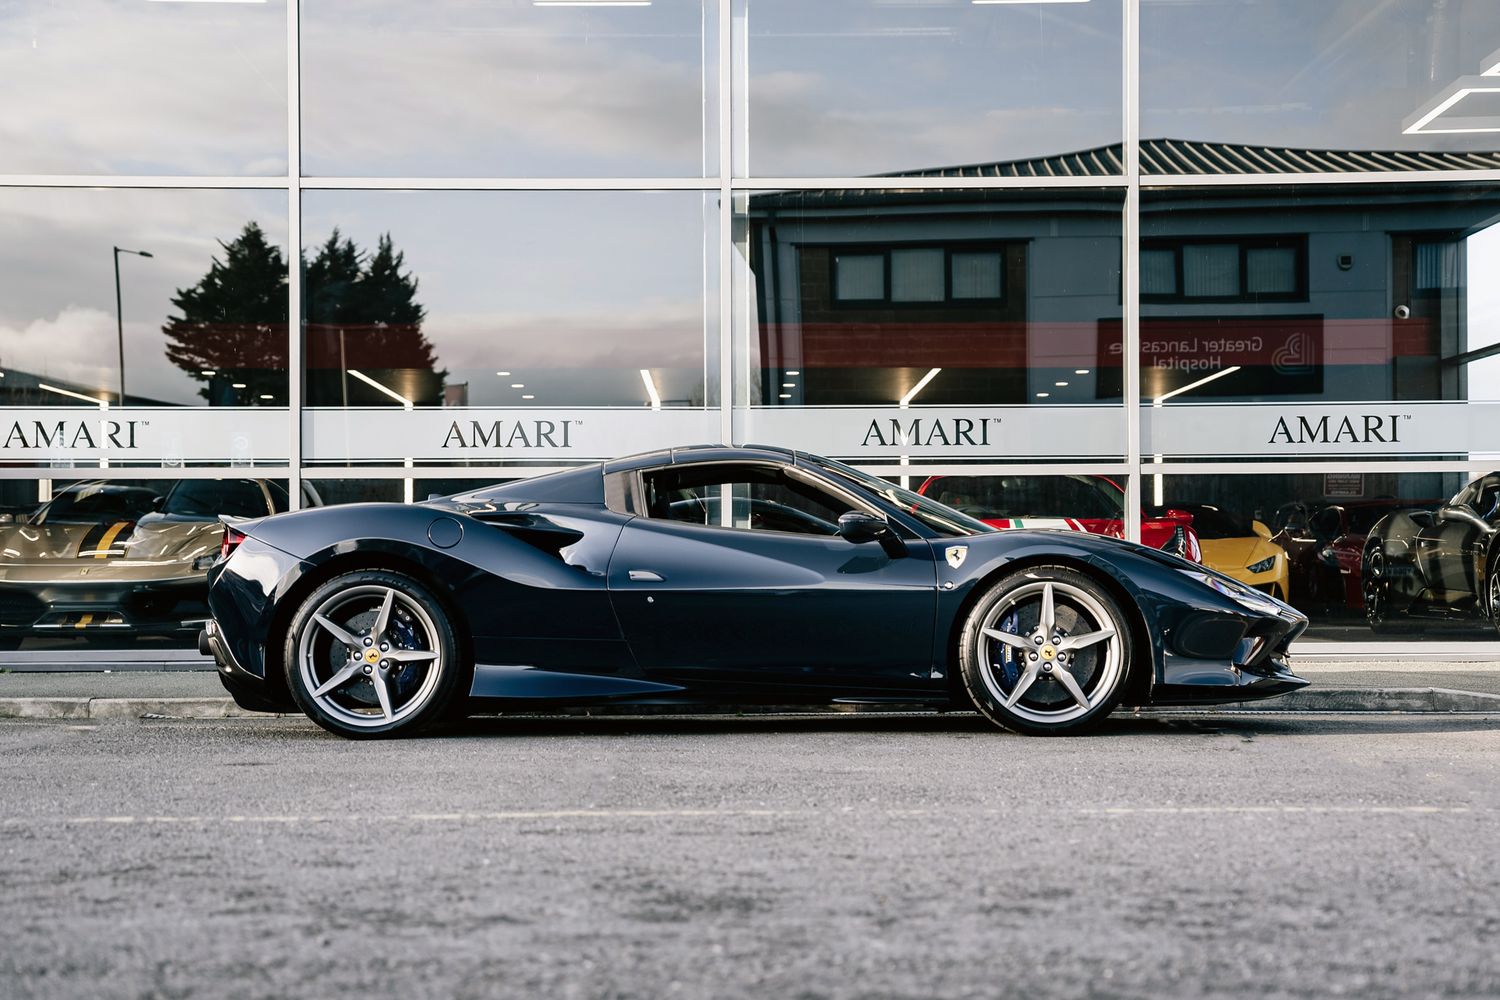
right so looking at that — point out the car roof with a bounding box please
[457,444,804,506]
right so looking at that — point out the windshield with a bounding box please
[161,479,273,519]
[32,484,156,525]
[809,457,993,537]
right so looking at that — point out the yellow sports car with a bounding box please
[1168,503,1291,601]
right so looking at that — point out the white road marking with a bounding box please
[0,804,1477,827]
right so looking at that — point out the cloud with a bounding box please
[0,307,117,390]
[0,0,286,174]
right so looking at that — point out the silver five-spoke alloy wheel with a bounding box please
[976,579,1121,725]
[960,566,1133,734]
[296,583,445,730]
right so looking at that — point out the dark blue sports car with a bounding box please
[200,445,1308,739]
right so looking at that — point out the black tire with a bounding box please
[1485,557,1500,639]
[1362,543,1397,635]
[959,566,1134,736]
[283,569,468,739]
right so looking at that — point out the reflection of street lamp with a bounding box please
[113,246,153,405]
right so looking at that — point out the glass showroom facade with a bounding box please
[4,0,1500,659]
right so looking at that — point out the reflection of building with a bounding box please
[747,142,1500,414]
[5,0,1500,658]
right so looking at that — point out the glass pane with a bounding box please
[302,0,717,177]
[1157,470,1491,645]
[301,190,717,466]
[890,249,944,303]
[1245,247,1297,295]
[734,0,1122,178]
[734,188,1124,462]
[0,188,290,467]
[0,476,302,654]
[0,1,287,175]
[1143,1,1500,172]
[1182,245,1238,298]
[1140,184,1500,463]
[834,254,884,301]
[951,252,1003,300]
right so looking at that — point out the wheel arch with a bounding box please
[262,547,476,706]
[944,553,1156,709]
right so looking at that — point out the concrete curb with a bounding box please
[2,688,1499,721]
[0,697,272,721]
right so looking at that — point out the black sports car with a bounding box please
[1362,472,1500,633]
[201,445,1309,739]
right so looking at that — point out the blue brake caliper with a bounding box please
[996,609,1021,686]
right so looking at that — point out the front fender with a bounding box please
[936,530,1303,700]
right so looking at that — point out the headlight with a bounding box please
[1246,555,1277,574]
[1180,569,1283,614]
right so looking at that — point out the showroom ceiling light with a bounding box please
[1035,391,1050,398]
[786,370,800,376]
[899,367,942,408]
[1075,368,1090,375]
[510,383,525,389]
[522,394,536,400]
[348,369,414,410]
[640,369,662,411]
[1153,365,1241,405]
[496,371,511,377]
[201,369,215,376]
[1483,46,1500,76]
[1403,81,1500,134]
[1055,381,1069,387]
[231,382,247,389]
[39,382,107,407]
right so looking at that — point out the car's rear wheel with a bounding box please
[1362,544,1396,634]
[959,566,1133,736]
[284,570,466,739]
[1486,560,1500,638]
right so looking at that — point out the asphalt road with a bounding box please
[2,713,1498,1000]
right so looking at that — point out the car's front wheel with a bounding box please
[959,566,1133,736]
[284,569,466,739]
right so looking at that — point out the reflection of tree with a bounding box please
[162,223,289,405]
[162,224,444,406]
[304,230,445,406]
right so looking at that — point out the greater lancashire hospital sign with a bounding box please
[4,403,1498,465]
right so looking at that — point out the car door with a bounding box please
[607,460,938,692]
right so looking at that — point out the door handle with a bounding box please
[628,570,664,582]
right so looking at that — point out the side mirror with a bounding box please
[1163,508,1195,525]
[150,496,165,511]
[837,511,892,544]
[1252,519,1272,540]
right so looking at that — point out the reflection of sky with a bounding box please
[742,0,1122,176]
[1466,223,1500,400]
[301,0,717,177]
[1143,0,1500,151]
[301,191,714,407]
[0,189,287,405]
[0,0,286,174]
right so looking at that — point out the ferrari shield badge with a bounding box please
[945,545,968,569]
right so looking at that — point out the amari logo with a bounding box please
[2,419,142,450]
[1268,413,1404,445]
[441,419,575,450]
[861,417,993,448]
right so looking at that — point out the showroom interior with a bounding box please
[3,0,1500,660]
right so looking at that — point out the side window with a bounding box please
[641,464,855,536]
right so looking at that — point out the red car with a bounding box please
[1271,499,1441,613]
[917,475,1202,562]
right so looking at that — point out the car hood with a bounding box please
[0,515,223,581]
[1199,535,1282,570]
